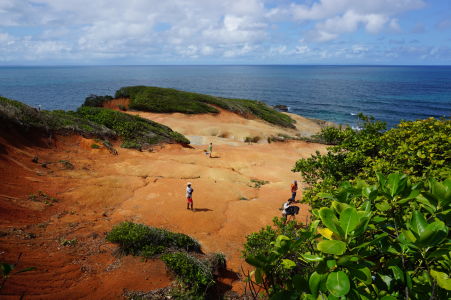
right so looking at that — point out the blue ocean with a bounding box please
[0,65,450,128]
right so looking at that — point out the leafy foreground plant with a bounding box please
[244,173,450,299]
[294,115,451,208]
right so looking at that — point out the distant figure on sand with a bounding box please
[186,182,194,210]
[291,180,298,200]
[282,198,299,223]
[208,142,213,158]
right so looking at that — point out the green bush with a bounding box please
[293,115,451,208]
[161,252,214,296]
[312,125,346,145]
[121,141,142,150]
[244,174,451,299]
[0,97,116,139]
[0,96,189,150]
[115,86,295,128]
[204,253,226,274]
[82,94,113,107]
[77,107,190,148]
[106,222,201,256]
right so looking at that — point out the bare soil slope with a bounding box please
[0,110,327,299]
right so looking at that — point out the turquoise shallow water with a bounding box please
[0,65,450,128]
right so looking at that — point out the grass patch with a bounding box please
[115,86,295,128]
[161,252,214,296]
[28,191,59,205]
[60,238,77,247]
[244,136,261,144]
[250,179,269,188]
[77,107,190,148]
[0,96,190,149]
[0,96,116,139]
[82,95,113,107]
[106,222,201,256]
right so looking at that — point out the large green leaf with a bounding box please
[281,259,296,270]
[326,271,350,297]
[387,173,407,197]
[431,178,451,208]
[339,207,359,238]
[309,272,322,296]
[409,211,428,238]
[319,208,341,236]
[301,254,324,262]
[317,240,347,255]
[388,265,404,283]
[353,232,388,250]
[417,220,448,246]
[430,270,451,291]
[349,267,372,285]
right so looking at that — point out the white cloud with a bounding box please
[291,0,424,42]
[0,0,448,64]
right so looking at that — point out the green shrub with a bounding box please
[0,97,116,139]
[204,253,226,274]
[121,141,142,150]
[140,245,165,258]
[91,143,101,149]
[244,174,451,299]
[250,179,269,188]
[312,125,346,145]
[161,252,214,295]
[293,115,451,208]
[106,222,201,256]
[115,86,295,128]
[77,107,190,148]
[0,96,189,150]
[82,94,113,107]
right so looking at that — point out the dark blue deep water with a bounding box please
[0,65,450,128]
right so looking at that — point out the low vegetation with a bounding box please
[294,115,450,208]
[77,107,189,147]
[82,94,113,107]
[106,221,200,256]
[243,115,450,299]
[106,222,226,298]
[115,86,296,128]
[0,96,189,149]
[161,252,215,297]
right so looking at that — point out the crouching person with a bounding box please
[282,198,300,223]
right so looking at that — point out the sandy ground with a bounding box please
[0,109,328,299]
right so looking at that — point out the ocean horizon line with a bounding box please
[1,64,451,68]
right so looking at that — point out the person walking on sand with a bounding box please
[208,142,213,158]
[291,180,298,200]
[186,182,194,210]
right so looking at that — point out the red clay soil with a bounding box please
[0,113,327,299]
[102,98,130,110]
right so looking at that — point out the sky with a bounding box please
[0,0,450,65]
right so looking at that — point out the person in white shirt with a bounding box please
[282,199,293,218]
[186,182,194,210]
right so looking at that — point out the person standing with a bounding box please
[291,180,298,200]
[208,142,213,158]
[186,182,194,210]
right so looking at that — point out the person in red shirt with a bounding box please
[291,180,298,200]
